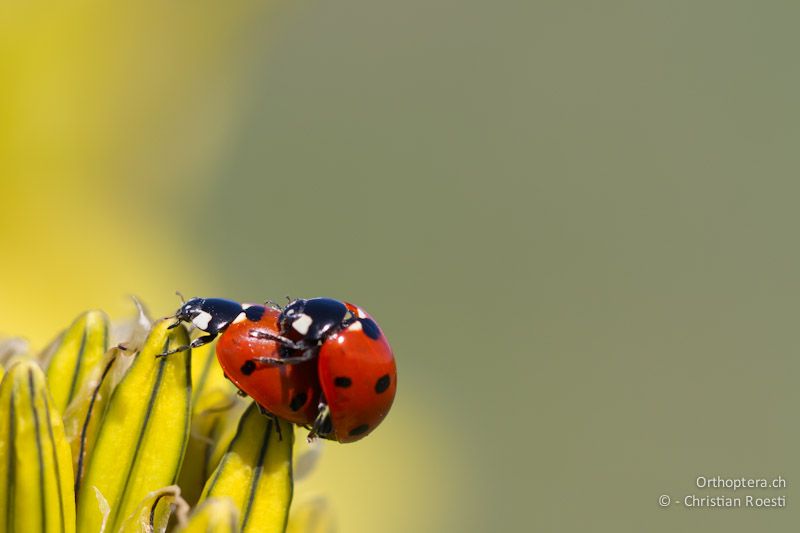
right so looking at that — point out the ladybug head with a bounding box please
[278,298,306,333]
[279,298,305,319]
[170,297,209,330]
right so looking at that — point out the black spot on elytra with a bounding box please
[360,318,381,340]
[290,392,307,412]
[348,424,369,437]
[245,305,265,322]
[334,376,352,388]
[375,374,390,394]
[240,360,256,376]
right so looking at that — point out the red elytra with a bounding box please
[317,303,397,443]
[215,305,321,425]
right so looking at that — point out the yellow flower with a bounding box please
[0,308,333,533]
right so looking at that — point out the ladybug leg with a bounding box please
[156,333,217,358]
[307,403,333,442]
[247,328,305,350]
[244,348,317,369]
[256,404,284,441]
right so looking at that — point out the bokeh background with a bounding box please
[2,1,800,531]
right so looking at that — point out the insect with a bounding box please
[166,296,397,443]
[214,304,321,426]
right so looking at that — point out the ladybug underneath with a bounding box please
[165,296,397,443]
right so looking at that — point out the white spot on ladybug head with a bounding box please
[292,313,313,335]
[231,312,247,324]
[348,320,363,332]
[192,311,213,330]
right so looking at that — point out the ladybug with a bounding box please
[246,298,397,443]
[214,304,321,425]
[167,296,397,443]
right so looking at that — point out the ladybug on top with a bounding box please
[163,296,396,443]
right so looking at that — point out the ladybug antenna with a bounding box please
[264,299,282,310]
[165,291,187,328]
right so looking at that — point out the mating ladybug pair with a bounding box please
[163,296,396,443]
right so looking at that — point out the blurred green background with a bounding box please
[2,1,800,531]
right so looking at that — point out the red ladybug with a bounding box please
[214,305,321,425]
[166,296,397,443]
[314,302,397,442]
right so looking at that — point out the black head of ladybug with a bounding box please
[171,297,245,335]
[278,297,350,345]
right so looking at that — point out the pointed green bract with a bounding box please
[190,340,235,408]
[178,340,243,505]
[45,310,109,414]
[0,360,76,533]
[62,347,124,497]
[178,497,239,533]
[206,398,250,474]
[177,388,247,506]
[200,402,294,533]
[117,485,187,533]
[0,337,30,368]
[76,320,192,533]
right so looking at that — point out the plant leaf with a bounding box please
[177,497,239,533]
[76,320,191,533]
[0,360,76,533]
[45,310,109,413]
[199,402,294,533]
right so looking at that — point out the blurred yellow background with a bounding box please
[2,1,800,531]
